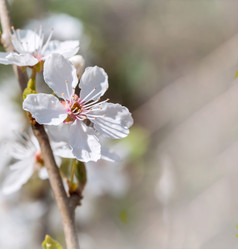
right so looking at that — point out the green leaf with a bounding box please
[42,235,63,249]
[235,71,238,79]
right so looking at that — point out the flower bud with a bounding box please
[69,55,86,80]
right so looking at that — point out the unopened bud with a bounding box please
[69,55,86,80]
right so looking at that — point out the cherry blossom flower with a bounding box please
[2,133,61,195]
[0,27,79,67]
[23,53,133,162]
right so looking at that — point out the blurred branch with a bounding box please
[0,1,81,248]
[0,0,28,91]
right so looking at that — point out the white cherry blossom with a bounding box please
[0,26,79,67]
[23,53,133,162]
[2,133,61,195]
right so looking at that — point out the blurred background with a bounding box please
[0,0,238,248]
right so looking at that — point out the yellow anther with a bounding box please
[65,80,68,84]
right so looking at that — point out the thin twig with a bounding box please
[31,122,80,249]
[0,1,81,248]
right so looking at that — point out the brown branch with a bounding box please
[0,1,81,248]
[31,123,80,249]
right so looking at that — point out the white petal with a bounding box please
[9,141,34,160]
[23,93,68,125]
[5,52,38,66]
[79,66,108,102]
[69,121,101,162]
[89,103,133,139]
[0,52,13,65]
[11,29,42,53]
[2,158,34,195]
[47,121,101,162]
[46,122,72,143]
[42,40,79,59]
[51,141,75,159]
[43,54,78,99]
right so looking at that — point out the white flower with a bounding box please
[2,133,61,195]
[0,26,79,67]
[23,53,133,162]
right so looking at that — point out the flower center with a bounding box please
[71,101,83,115]
[62,94,86,123]
[33,53,43,61]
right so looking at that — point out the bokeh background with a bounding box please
[0,0,238,248]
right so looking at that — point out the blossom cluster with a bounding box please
[0,26,133,194]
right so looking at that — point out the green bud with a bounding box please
[23,87,37,100]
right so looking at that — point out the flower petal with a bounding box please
[51,141,75,159]
[46,123,71,142]
[89,103,133,139]
[0,52,13,65]
[42,40,79,59]
[11,29,43,53]
[2,158,34,195]
[69,121,101,162]
[46,122,101,162]
[5,52,38,66]
[79,66,108,102]
[43,54,78,99]
[23,93,68,125]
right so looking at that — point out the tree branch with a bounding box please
[0,1,81,248]
[31,122,80,249]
